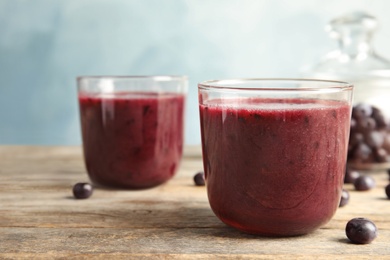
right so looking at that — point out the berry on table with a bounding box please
[344,168,360,184]
[339,189,350,207]
[385,184,390,199]
[193,172,205,186]
[346,218,377,244]
[73,182,93,199]
[354,175,375,191]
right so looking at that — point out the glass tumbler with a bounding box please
[78,76,187,189]
[198,78,353,236]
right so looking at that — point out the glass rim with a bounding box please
[77,75,188,82]
[198,78,353,91]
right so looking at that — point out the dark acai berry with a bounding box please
[354,175,376,191]
[348,132,364,148]
[339,189,350,207]
[364,131,385,149]
[356,117,376,132]
[385,184,390,199]
[374,148,389,163]
[193,172,205,186]
[346,217,378,244]
[372,106,388,128]
[352,103,373,119]
[351,143,373,163]
[344,168,360,184]
[73,182,93,199]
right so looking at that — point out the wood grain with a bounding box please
[1,146,390,259]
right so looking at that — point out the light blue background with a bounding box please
[1,0,390,145]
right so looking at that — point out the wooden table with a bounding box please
[1,146,390,259]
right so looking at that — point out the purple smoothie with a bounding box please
[200,98,351,236]
[79,92,185,189]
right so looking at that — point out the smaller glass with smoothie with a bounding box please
[198,79,353,236]
[77,76,187,189]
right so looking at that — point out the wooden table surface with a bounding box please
[1,146,390,259]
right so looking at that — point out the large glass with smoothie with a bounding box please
[198,79,353,236]
[78,76,187,189]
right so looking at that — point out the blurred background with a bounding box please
[1,0,390,146]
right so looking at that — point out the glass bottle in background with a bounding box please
[304,11,390,170]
